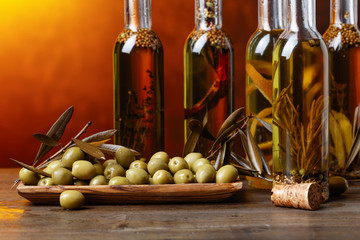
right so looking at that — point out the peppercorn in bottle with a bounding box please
[184,0,234,156]
[323,0,360,178]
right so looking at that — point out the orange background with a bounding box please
[0,0,336,167]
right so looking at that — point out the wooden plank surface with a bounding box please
[1,168,360,240]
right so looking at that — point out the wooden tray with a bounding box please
[17,182,243,205]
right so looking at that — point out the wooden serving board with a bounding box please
[17,182,243,205]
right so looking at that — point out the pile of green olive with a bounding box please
[19,147,239,187]
[19,147,239,209]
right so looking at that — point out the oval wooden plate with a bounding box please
[17,181,243,205]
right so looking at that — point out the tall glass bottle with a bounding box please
[246,0,287,160]
[323,0,360,178]
[272,0,329,200]
[184,0,234,156]
[113,0,164,159]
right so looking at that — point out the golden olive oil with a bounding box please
[184,29,234,155]
[113,29,164,159]
[324,24,360,174]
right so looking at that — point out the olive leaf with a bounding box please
[239,129,255,170]
[33,106,74,165]
[253,116,273,133]
[230,151,252,170]
[89,139,112,147]
[210,116,248,153]
[345,128,360,170]
[82,129,117,143]
[202,109,209,127]
[214,143,227,170]
[246,124,263,174]
[98,144,140,157]
[72,138,106,160]
[256,141,271,176]
[216,107,245,138]
[353,106,359,139]
[201,127,215,141]
[11,158,51,177]
[32,133,60,147]
[183,119,203,157]
[231,163,259,176]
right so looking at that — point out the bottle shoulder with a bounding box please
[274,36,328,59]
[184,28,233,53]
[246,29,283,58]
[323,24,360,51]
[115,28,163,52]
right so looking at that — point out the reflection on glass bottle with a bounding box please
[113,0,164,159]
[272,0,329,200]
[323,0,360,178]
[246,0,287,161]
[184,0,234,156]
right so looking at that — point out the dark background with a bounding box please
[0,0,349,167]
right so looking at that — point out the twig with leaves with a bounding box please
[184,107,272,182]
[11,106,138,187]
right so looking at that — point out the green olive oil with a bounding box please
[272,38,329,200]
[246,29,283,158]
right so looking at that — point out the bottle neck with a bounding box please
[125,0,151,31]
[195,0,222,30]
[331,0,358,25]
[258,0,287,31]
[288,0,316,31]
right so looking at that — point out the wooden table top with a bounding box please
[1,168,359,240]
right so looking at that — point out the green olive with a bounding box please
[60,190,85,210]
[126,168,149,185]
[89,175,108,185]
[150,151,170,164]
[93,162,104,175]
[61,147,84,169]
[52,168,74,185]
[152,170,174,184]
[173,169,194,184]
[168,157,189,175]
[19,168,40,185]
[329,176,349,195]
[115,147,135,168]
[104,164,125,180]
[216,165,238,183]
[108,176,129,185]
[103,159,117,168]
[71,160,96,180]
[44,160,64,175]
[191,158,210,173]
[147,158,169,176]
[129,160,148,171]
[196,164,216,183]
[184,152,203,169]
[37,177,53,186]
[149,177,154,185]
[74,180,89,185]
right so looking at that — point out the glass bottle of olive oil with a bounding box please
[113,0,164,159]
[323,0,360,178]
[246,0,287,161]
[272,0,329,200]
[184,0,234,156]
